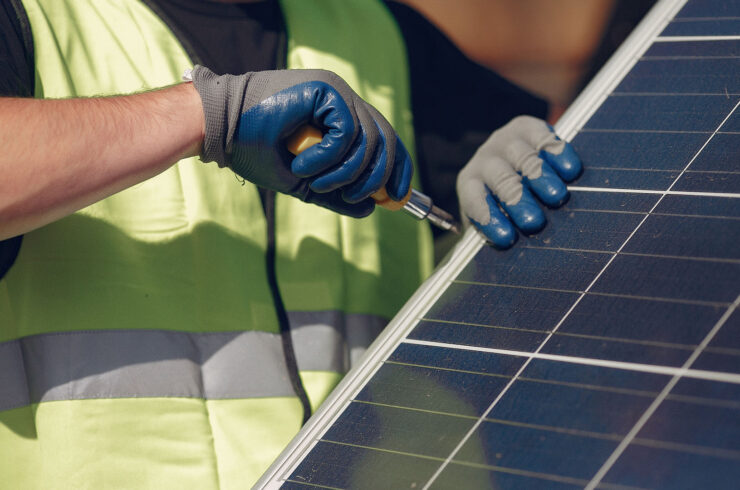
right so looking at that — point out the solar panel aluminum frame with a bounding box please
[254,0,691,487]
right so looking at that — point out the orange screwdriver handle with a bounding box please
[286,125,412,211]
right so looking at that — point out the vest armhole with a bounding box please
[0,235,23,280]
[138,0,203,66]
[8,0,35,96]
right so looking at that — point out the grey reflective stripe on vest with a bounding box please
[0,313,387,411]
[288,311,387,370]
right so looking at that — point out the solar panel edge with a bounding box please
[555,0,689,140]
[255,230,487,488]
[254,0,694,487]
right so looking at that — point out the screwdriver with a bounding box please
[287,125,461,234]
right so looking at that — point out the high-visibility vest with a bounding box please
[0,0,433,487]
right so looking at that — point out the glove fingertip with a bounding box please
[470,216,517,249]
[528,162,570,208]
[502,191,547,235]
[468,195,517,249]
[540,142,582,182]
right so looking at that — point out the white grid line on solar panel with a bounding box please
[657,35,740,41]
[567,188,740,215]
[331,399,740,460]
[401,339,740,385]
[262,231,488,488]
[672,16,740,20]
[611,93,740,96]
[577,128,738,133]
[378,362,740,410]
[306,428,740,488]
[254,1,730,486]
[553,215,740,229]
[450,280,733,305]
[523,245,740,258]
[286,441,643,490]
[421,310,737,360]
[585,292,740,488]
[420,41,740,490]
[570,188,740,198]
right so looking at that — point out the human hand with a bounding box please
[456,115,582,248]
[189,65,413,217]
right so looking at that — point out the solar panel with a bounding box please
[256,0,740,487]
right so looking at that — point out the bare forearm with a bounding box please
[0,82,204,239]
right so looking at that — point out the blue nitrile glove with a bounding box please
[189,65,413,218]
[457,115,582,248]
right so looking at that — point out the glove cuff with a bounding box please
[190,65,252,167]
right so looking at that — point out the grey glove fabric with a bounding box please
[457,115,582,248]
[189,65,414,217]
[190,66,251,167]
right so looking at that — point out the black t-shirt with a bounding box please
[1,0,546,238]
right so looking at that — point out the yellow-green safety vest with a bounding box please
[0,0,434,487]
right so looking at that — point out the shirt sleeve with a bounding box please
[0,0,35,97]
[384,1,548,227]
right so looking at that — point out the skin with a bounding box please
[0,83,205,240]
[0,0,270,241]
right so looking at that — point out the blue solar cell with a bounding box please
[564,190,659,212]
[355,359,511,416]
[424,282,579,332]
[673,171,740,193]
[389,343,526,375]
[584,95,737,131]
[523,359,670,392]
[692,351,740,374]
[322,402,475,458]
[720,108,740,131]
[699,305,738,377]
[671,376,740,404]
[590,254,740,303]
[456,422,619,481]
[410,319,548,352]
[615,58,740,94]
[432,464,583,490]
[542,334,692,366]
[644,39,740,57]
[258,4,740,487]
[655,194,740,218]
[571,130,707,171]
[675,0,740,17]
[705,309,740,349]
[558,294,723,345]
[457,247,610,291]
[623,214,740,259]
[662,19,740,36]
[574,168,679,190]
[693,351,740,374]
[488,377,656,434]
[286,441,439,489]
[638,399,740,450]
[524,209,646,251]
[689,133,740,172]
[603,445,740,489]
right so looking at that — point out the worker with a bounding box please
[0,0,581,487]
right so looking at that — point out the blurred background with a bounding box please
[397,0,657,122]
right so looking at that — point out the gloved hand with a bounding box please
[457,115,582,248]
[189,65,413,217]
